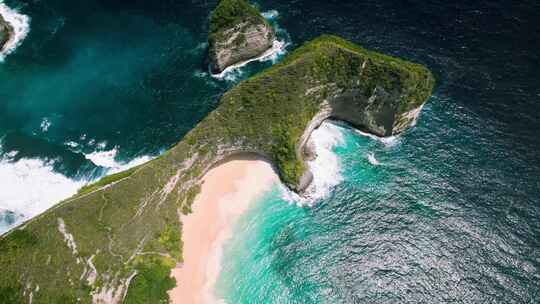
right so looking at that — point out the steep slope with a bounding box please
[0,35,434,303]
[208,0,275,73]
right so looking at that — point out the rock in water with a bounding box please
[208,0,275,73]
[0,14,13,51]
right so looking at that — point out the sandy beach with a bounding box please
[169,157,278,304]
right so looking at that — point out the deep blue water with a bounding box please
[0,0,539,302]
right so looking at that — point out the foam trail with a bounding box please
[355,130,400,147]
[211,39,288,80]
[0,1,30,61]
[0,156,86,234]
[40,117,51,132]
[367,152,380,166]
[261,10,279,20]
[282,121,346,206]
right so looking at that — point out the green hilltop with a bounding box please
[209,0,263,35]
[0,35,434,303]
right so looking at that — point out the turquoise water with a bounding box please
[1,0,539,301]
[217,97,540,302]
[0,0,290,232]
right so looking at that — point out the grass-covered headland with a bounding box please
[0,35,434,303]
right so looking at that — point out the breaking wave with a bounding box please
[281,121,346,206]
[0,1,30,61]
[211,39,288,81]
[261,10,279,20]
[0,141,156,234]
[0,155,86,234]
[367,152,380,166]
[355,129,400,147]
[84,147,154,174]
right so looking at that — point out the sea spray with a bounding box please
[211,39,288,81]
[367,152,380,166]
[0,1,30,61]
[0,155,86,234]
[261,10,279,20]
[355,129,400,147]
[0,140,156,234]
[281,121,346,206]
[84,147,155,174]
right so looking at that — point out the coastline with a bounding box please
[169,158,278,304]
[210,39,286,79]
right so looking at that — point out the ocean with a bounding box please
[1,0,539,302]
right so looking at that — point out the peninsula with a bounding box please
[208,0,275,73]
[0,35,434,303]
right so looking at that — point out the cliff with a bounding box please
[0,35,434,303]
[0,13,13,51]
[208,0,275,73]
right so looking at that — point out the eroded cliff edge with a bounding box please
[208,0,275,73]
[0,13,13,52]
[0,35,434,303]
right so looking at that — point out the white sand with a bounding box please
[169,159,278,304]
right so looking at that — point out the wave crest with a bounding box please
[0,155,86,234]
[281,121,346,206]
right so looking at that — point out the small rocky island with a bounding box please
[0,13,13,52]
[0,35,434,303]
[208,0,275,73]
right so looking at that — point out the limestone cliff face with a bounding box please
[208,0,275,73]
[0,14,13,51]
[0,35,434,304]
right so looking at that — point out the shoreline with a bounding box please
[210,39,286,79]
[169,159,278,304]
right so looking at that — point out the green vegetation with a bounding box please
[208,0,271,58]
[0,229,38,251]
[0,35,434,303]
[124,257,176,304]
[209,0,262,35]
[159,223,182,260]
[181,184,201,215]
[0,286,23,304]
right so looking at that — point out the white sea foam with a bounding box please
[0,155,85,234]
[84,147,153,174]
[40,117,51,132]
[367,152,380,166]
[0,141,155,234]
[211,39,288,81]
[262,10,279,20]
[0,1,30,61]
[281,121,346,206]
[355,130,400,147]
[96,141,107,150]
[64,141,79,148]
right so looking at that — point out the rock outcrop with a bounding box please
[0,13,13,52]
[0,35,434,303]
[208,0,275,73]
